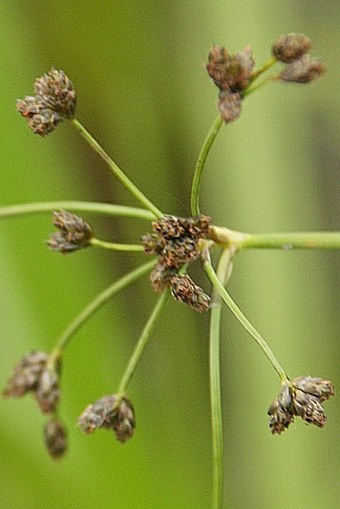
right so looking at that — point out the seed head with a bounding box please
[17,68,76,136]
[268,383,294,435]
[3,351,48,398]
[3,351,61,414]
[35,363,61,414]
[268,376,335,435]
[206,44,254,123]
[34,68,76,118]
[206,45,254,92]
[140,232,166,256]
[44,419,67,459]
[272,33,312,63]
[149,262,178,293]
[78,394,135,443]
[170,274,211,313]
[279,55,326,84]
[47,210,94,254]
[142,214,211,270]
[292,376,334,401]
[218,90,242,123]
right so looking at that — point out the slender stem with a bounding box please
[204,258,288,381]
[190,114,223,216]
[90,237,144,252]
[209,249,233,509]
[210,306,223,509]
[51,260,155,355]
[242,74,276,98]
[71,119,163,219]
[190,57,277,218]
[247,56,277,84]
[238,231,340,250]
[118,292,169,395]
[209,225,340,250]
[0,201,154,221]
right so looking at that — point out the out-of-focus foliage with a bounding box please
[1,2,339,508]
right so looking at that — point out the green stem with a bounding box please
[190,114,223,216]
[210,226,340,250]
[238,231,340,250]
[247,56,277,84]
[209,249,233,509]
[118,292,169,395]
[0,201,154,221]
[204,258,288,381]
[242,74,276,98]
[71,119,163,219]
[90,237,144,252]
[51,260,155,355]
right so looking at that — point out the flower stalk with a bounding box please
[0,201,155,221]
[51,260,155,356]
[90,237,144,252]
[117,291,169,395]
[71,119,163,219]
[190,114,223,216]
[204,256,288,381]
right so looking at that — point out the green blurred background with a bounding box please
[1,2,339,508]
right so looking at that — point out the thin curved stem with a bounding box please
[51,260,155,355]
[246,56,277,85]
[209,249,233,509]
[242,74,276,98]
[0,201,155,221]
[71,119,163,219]
[190,114,223,216]
[204,257,288,381]
[118,291,169,395]
[90,238,144,252]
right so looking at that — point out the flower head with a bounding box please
[3,351,61,414]
[268,376,335,435]
[272,33,312,63]
[170,274,211,313]
[279,54,326,84]
[47,210,94,254]
[17,68,76,136]
[206,45,254,92]
[44,419,67,459]
[78,394,135,443]
[34,68,76,118]
[206,44,255,123]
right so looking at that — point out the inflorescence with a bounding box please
[268,376,335,434]
[16,68,76,136]
[207,33,326,123]
[3,351,66,459]
[47,210,94,254]
[4,33,334,462]
[142,214,212,313]
[78,395,135,443]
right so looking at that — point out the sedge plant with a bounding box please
[2,33,338,509]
